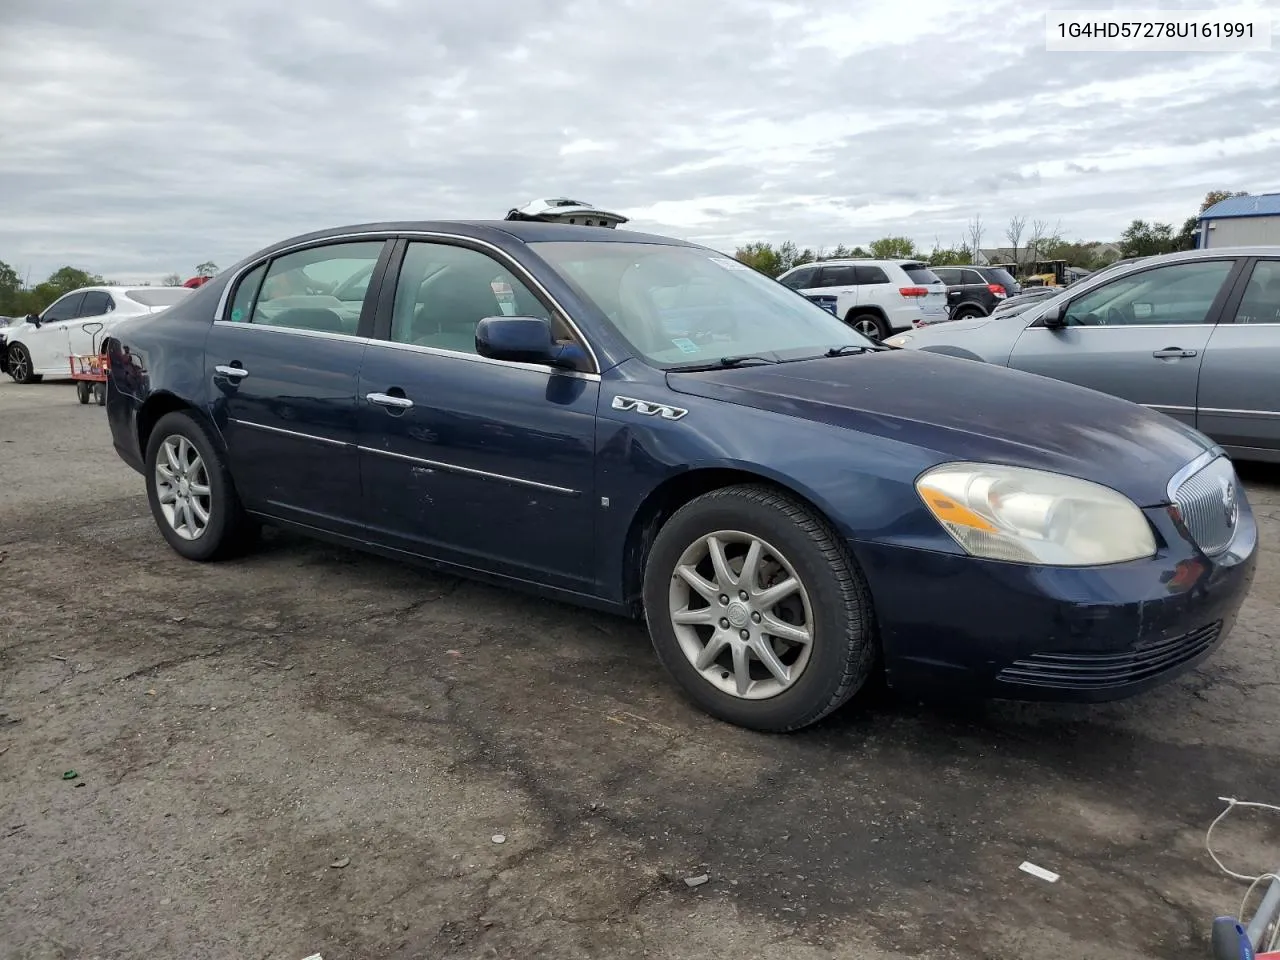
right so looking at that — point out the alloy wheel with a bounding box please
[667,530,814,700]
[852,317,882,340]
[154,435,212,540]
[8,346,30,382]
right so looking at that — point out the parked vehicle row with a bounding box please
[776,259,948,338]
[100,213,1257,733]
[931,265,1022,322]
[887,247,1280,462]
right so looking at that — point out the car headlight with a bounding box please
[885,334,913,347]
[916,462,1156,566]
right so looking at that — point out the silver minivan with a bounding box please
[886,247,1280,463]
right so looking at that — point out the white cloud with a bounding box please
[0,0,1277,281]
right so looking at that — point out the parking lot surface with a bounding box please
[2,377,1278,960]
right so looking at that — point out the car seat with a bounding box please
[409,272,502,353]
[267,307,345,334]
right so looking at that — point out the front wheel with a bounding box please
[6,344,41,384]
[642,484,877,732]
[144,411,258,561]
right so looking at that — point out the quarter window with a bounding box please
[227,241,386,336]
[1232,260,1280,324]
[1062,260,1234,327]
[389,242,560,354]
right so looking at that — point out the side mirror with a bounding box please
[25,313,41,327]
[1041,302,1067,329]
[474,316,588,371]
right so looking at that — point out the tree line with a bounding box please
[732,190,1247,279]
[0,261,219,317]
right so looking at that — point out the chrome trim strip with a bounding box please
[365,338,602,381]
[356,445,579,496]
[1143,403,1196,414]
[212,321,373,347]
[1030,324,1217,331]
[212,228,602,374]
[230,418,350,448]
[1165,448,1223,503]
[1198,406,1280,420]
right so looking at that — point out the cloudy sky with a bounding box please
[1,0,1277,282]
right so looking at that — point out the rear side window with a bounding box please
[855,265,889,285]
[815,265,858,287]
[78,291,115,316]
[903,264,942,284]
[227,241,386,337]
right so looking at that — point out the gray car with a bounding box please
[886,246,1280,463]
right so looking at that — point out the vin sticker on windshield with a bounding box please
[672,338,700,354]
[708,256,751,272]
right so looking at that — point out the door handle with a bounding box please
[1152,348,1197,359]
[366,392,414,409]
[215,364,249,378]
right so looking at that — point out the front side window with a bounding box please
[1232,260,1280,324]
[227,241,385,336]
[780,267,814,290]
[389,242,558,355]
[42,293,86,322]
[933,268,959,285]
[78,291,114,317]
[531,241,872,368]
[1062,260,1234,327]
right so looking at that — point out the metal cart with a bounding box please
[69,321,107,406]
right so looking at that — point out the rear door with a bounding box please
[72,290,115,356]
[205,238,393,533]
[1197,257,1280,456]
[812,264,860,319]
[1006,258,1242,426]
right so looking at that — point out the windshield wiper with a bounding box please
[824,343,887,356]
[673,355,779,371]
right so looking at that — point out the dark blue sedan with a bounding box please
[103,220,1258,732]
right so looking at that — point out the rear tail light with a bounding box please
[899,286,928,298]
[987,283,1007,297]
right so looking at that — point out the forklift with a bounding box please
[1021,259,1070,288]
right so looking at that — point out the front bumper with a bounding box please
[855,500,1258,702]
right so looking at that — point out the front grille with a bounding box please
[1173,456,1240,555]
[995,621,1222,691]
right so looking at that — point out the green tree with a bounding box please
[196,261,219,278]
[0,260,22,315]
[926,243,972,267]
[1118,219,1178,258]
[868,236,917,259]
[733,242,783,277]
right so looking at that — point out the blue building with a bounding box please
[1197,192,1280,249]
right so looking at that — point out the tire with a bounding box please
[93,382,106,406]
[846,312,889,340]
[642,484,877,732]
[144,410,258,561]
[76,381,90,404]
[951,305,985,322]
[6,343,41,384]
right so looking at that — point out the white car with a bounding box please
[2,286,191,384]
[776,259,948,339]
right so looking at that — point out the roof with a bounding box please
[781,257,926,271]
[1199,192,1280,220]
[267,220,692,250]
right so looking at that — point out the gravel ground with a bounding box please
[2,377,1278,960]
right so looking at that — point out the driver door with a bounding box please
[30,291,87,372]
[1006,258,1241,426]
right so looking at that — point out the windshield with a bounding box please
[530,241,872,367]
[126,288,191,307]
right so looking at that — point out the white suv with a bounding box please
[777,259,948,340]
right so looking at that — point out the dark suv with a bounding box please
[931,265,1022,322]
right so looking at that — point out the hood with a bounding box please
[665,350,1213,507]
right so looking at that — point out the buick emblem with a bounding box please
[1219,477,1238,529]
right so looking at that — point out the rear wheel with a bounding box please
[846,312,889,340]
[144,411,258,561]
[6,344,41,384]
[951,304,985,321]
[642,484,877,732]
